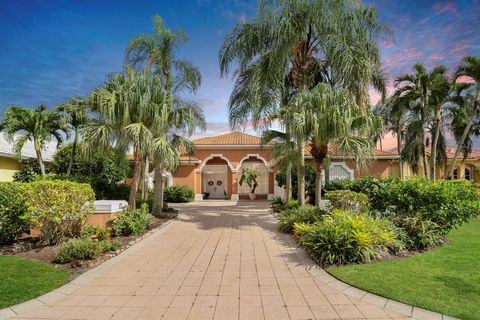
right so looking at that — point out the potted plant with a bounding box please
[239,168,260,200]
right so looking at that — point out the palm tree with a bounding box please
[1,105,67,176]
[447,56,480,179]
[56,97,89,177]
[126,16,205,215]
[293,84,382,206]
[394,63,448,179]
[219,0,388,204]
[84,68,171,208]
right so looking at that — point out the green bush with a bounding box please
[292,222,315,245]
[272,199,300,213]
[301,209,403,266]
[392,216,441,250]
[56,238,121,263]
[324,190,370,213]
[164,185,194,203]
[13,159,44,182]
[112,204,153,236]
[80,225,110,241]
[21,180,95,245]
[275,165,316,203]
[278,205,326,233]
[0,182,28,244]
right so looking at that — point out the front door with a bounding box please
[203,165,228,199]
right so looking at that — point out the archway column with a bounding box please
[268,171,275,200]
[194,168,203,201]
[230,169,239,201]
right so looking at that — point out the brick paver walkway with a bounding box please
[7,201,412,320]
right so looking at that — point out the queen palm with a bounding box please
[126,16,205,214]
[219,0,387,204]
[1,105,67,176]
[293,84,382,206]
[56,97,89,177]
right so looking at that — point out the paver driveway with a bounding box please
[8,201,411,320]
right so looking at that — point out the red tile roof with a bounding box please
[390,145,480,159]
[192,132,272,145]
[304,144,398,158]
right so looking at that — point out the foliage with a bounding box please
[0,256,67,309]
[301,209,403,266]
[275,165,316,203]
[13,158,44,182]
[239,168,260,193]
[278,205,326,233]
[111,204,153,236]
[0,182,28,244]
[392,216,441,250]
[80,225,110,241]
[292,222,315,245]
[20,180,95,245]
[163,185,195,203]
[324,190,370,213]
[272,198,300,213]
[56,238,121,263]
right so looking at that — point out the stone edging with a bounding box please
[0,218,176,320]
[279,221,459,320]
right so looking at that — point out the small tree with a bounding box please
[239,168,260,195]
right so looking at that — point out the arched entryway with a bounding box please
[202,156,232,199]
[237,155,273,200]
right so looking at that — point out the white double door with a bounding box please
[203,165,228,199]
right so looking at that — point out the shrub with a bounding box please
[275,165,316,203]
[164,185,194,203]
[301,209,403,266]
[273,199,300,213]
[324,190,370,213]
[80,225,110,241]
[0,182,28,244]
[278,205,326,233]
[13,159,43,182]
[21,180,95,245]
[292,222,315,245]
[111,204,153,236]
[392,216,441,250]
[56,238,121,263]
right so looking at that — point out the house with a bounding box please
[171,132,400,200]
[0,133,56,181]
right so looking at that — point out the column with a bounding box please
[194,168,203,201]
[231,169,239,201]
[267,170,275,200]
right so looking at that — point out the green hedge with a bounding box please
[164,185,194,203]
[324,190,370,213]
[0,182,28,244]
[112,204,153,236]
[278,205,326,233]
[21,180,95,245]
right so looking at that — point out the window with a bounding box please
[465,168,471,180]
[239,161,268,194]
[453,169,458,179]
[453,168,472,180]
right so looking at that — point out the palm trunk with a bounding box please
[152,162,165,217]
[448,122,472,179]
[128,148,142,209]
[397,129,403,179]
[314,160,323,207]
[430,108,441,181]
[66,129,79,177]
[296,136,305,205]
[142,154,149,200]
[420,110,429,178]
[34,140,46,176]
[285,164,292,201]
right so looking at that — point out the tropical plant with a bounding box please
[0,182,27,244]
[324,190,370,213]
[56,97,89,177]
[278,204,326,233]
[239,168,260,194]
[13,158,43,182]
[219,0,388,205]
[126,16,205,215]
[293,84,382,206]
[447,56,480,178]
[111,203,153,236]
[0,105,68,176]
[163,185,195,203]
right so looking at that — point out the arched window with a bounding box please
[465,168,471,180]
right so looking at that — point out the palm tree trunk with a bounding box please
[34,140,46,176]
[152,162,165,217]
[66,129,79,177]
[397,129,403,179]
[128,148,142,209]
[142,154,149,200]
[314,160,323,207]
[420,109,429,178]
[448,122,472,179]
[296,136,305,205]
[430,108,441,181]
[285,164,292,201]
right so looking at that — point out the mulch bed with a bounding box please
[0,216,173,280]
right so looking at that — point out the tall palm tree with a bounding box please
[293,84,382,206]
[126,16,205,214]
[1,105,67,176]
[56,97,89,177]
[394,63,448,179]
[219,0,388,204]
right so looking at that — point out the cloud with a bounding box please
[433,1,459,16]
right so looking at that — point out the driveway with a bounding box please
[6,201,412,320]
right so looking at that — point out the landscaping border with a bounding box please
[0,218,176,320]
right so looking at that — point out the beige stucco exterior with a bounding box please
[0,156,21,181]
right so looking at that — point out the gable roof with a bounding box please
[304,144,398,159]
[192,132,271,146]
[0,133,57,161]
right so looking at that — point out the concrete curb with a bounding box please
[0,218,176,320]
[279,226,459,320]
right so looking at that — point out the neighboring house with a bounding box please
[0,133,57,181]
[171,132,400,201]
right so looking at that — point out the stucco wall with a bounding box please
[172,165,197,190]
[0,156,21,181]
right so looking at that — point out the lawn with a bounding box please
[327,219,480,320]
[0,256,68,309]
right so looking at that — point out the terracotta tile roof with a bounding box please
[390,145,480,159]
[192,131,272,145]
[127,154,199,162]
[304,144,398,158]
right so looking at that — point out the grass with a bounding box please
[327,219,480,320]
[0,256,68,309]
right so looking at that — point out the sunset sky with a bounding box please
[1,0,479,149]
